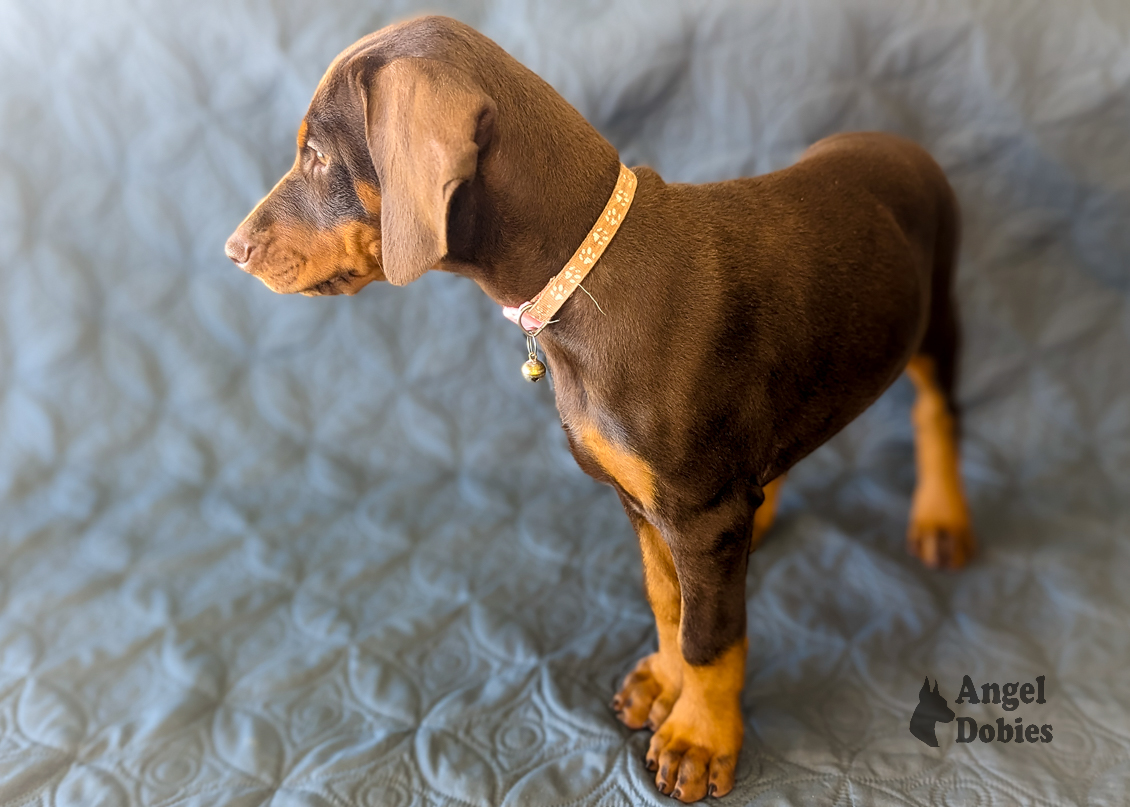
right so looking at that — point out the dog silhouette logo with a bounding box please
[910,677,955,747]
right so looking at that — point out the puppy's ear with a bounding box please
[364,58,495,286]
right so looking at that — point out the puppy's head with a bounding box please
[226,31,496,294]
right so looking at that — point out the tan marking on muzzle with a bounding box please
[250,218,384,295]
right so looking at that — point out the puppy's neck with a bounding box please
[440,80,622,311]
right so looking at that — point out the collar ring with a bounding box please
[516,301,547,337]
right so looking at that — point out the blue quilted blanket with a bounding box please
[1,1,1128,804]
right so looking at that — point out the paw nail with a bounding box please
[646,759,658,772]
[709,783,717,797]
[672,789,682,800]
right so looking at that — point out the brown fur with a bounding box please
[226,15,975,800]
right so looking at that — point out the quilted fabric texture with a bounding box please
[1,0,1129,804]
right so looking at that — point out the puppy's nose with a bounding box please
[225,234,254,268]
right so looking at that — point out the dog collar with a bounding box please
[503,163,636,382]
[503,163,637,337]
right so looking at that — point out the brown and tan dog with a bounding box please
[226,15,974,802]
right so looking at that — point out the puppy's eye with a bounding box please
[306,146,329,169]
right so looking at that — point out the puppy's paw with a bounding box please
[645,694,742,801]
[907,447,975,571]
[612,652,681,730]
[907,505,975,570]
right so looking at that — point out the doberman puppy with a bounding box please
[226,15,974,802]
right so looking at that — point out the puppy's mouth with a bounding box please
[299,271,361,296]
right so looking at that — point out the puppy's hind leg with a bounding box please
[906,188,974,569]
[906,355,974,569]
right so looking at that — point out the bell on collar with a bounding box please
[521,330,547,383]
[522,357,547,382]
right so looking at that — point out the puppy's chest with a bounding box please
[557,388,659,514]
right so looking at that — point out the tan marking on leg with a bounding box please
[647,639,747,801]
[613,522,682,730]
[579,425,657,511]
[751,473,786,551]
[906,354,975,569]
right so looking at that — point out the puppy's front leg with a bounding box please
[613,516,683,731]
[646,498,753,801]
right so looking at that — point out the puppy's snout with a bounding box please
[225,233,255,268]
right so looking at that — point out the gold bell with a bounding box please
[522,357,547,382]
[519,323,548,382]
